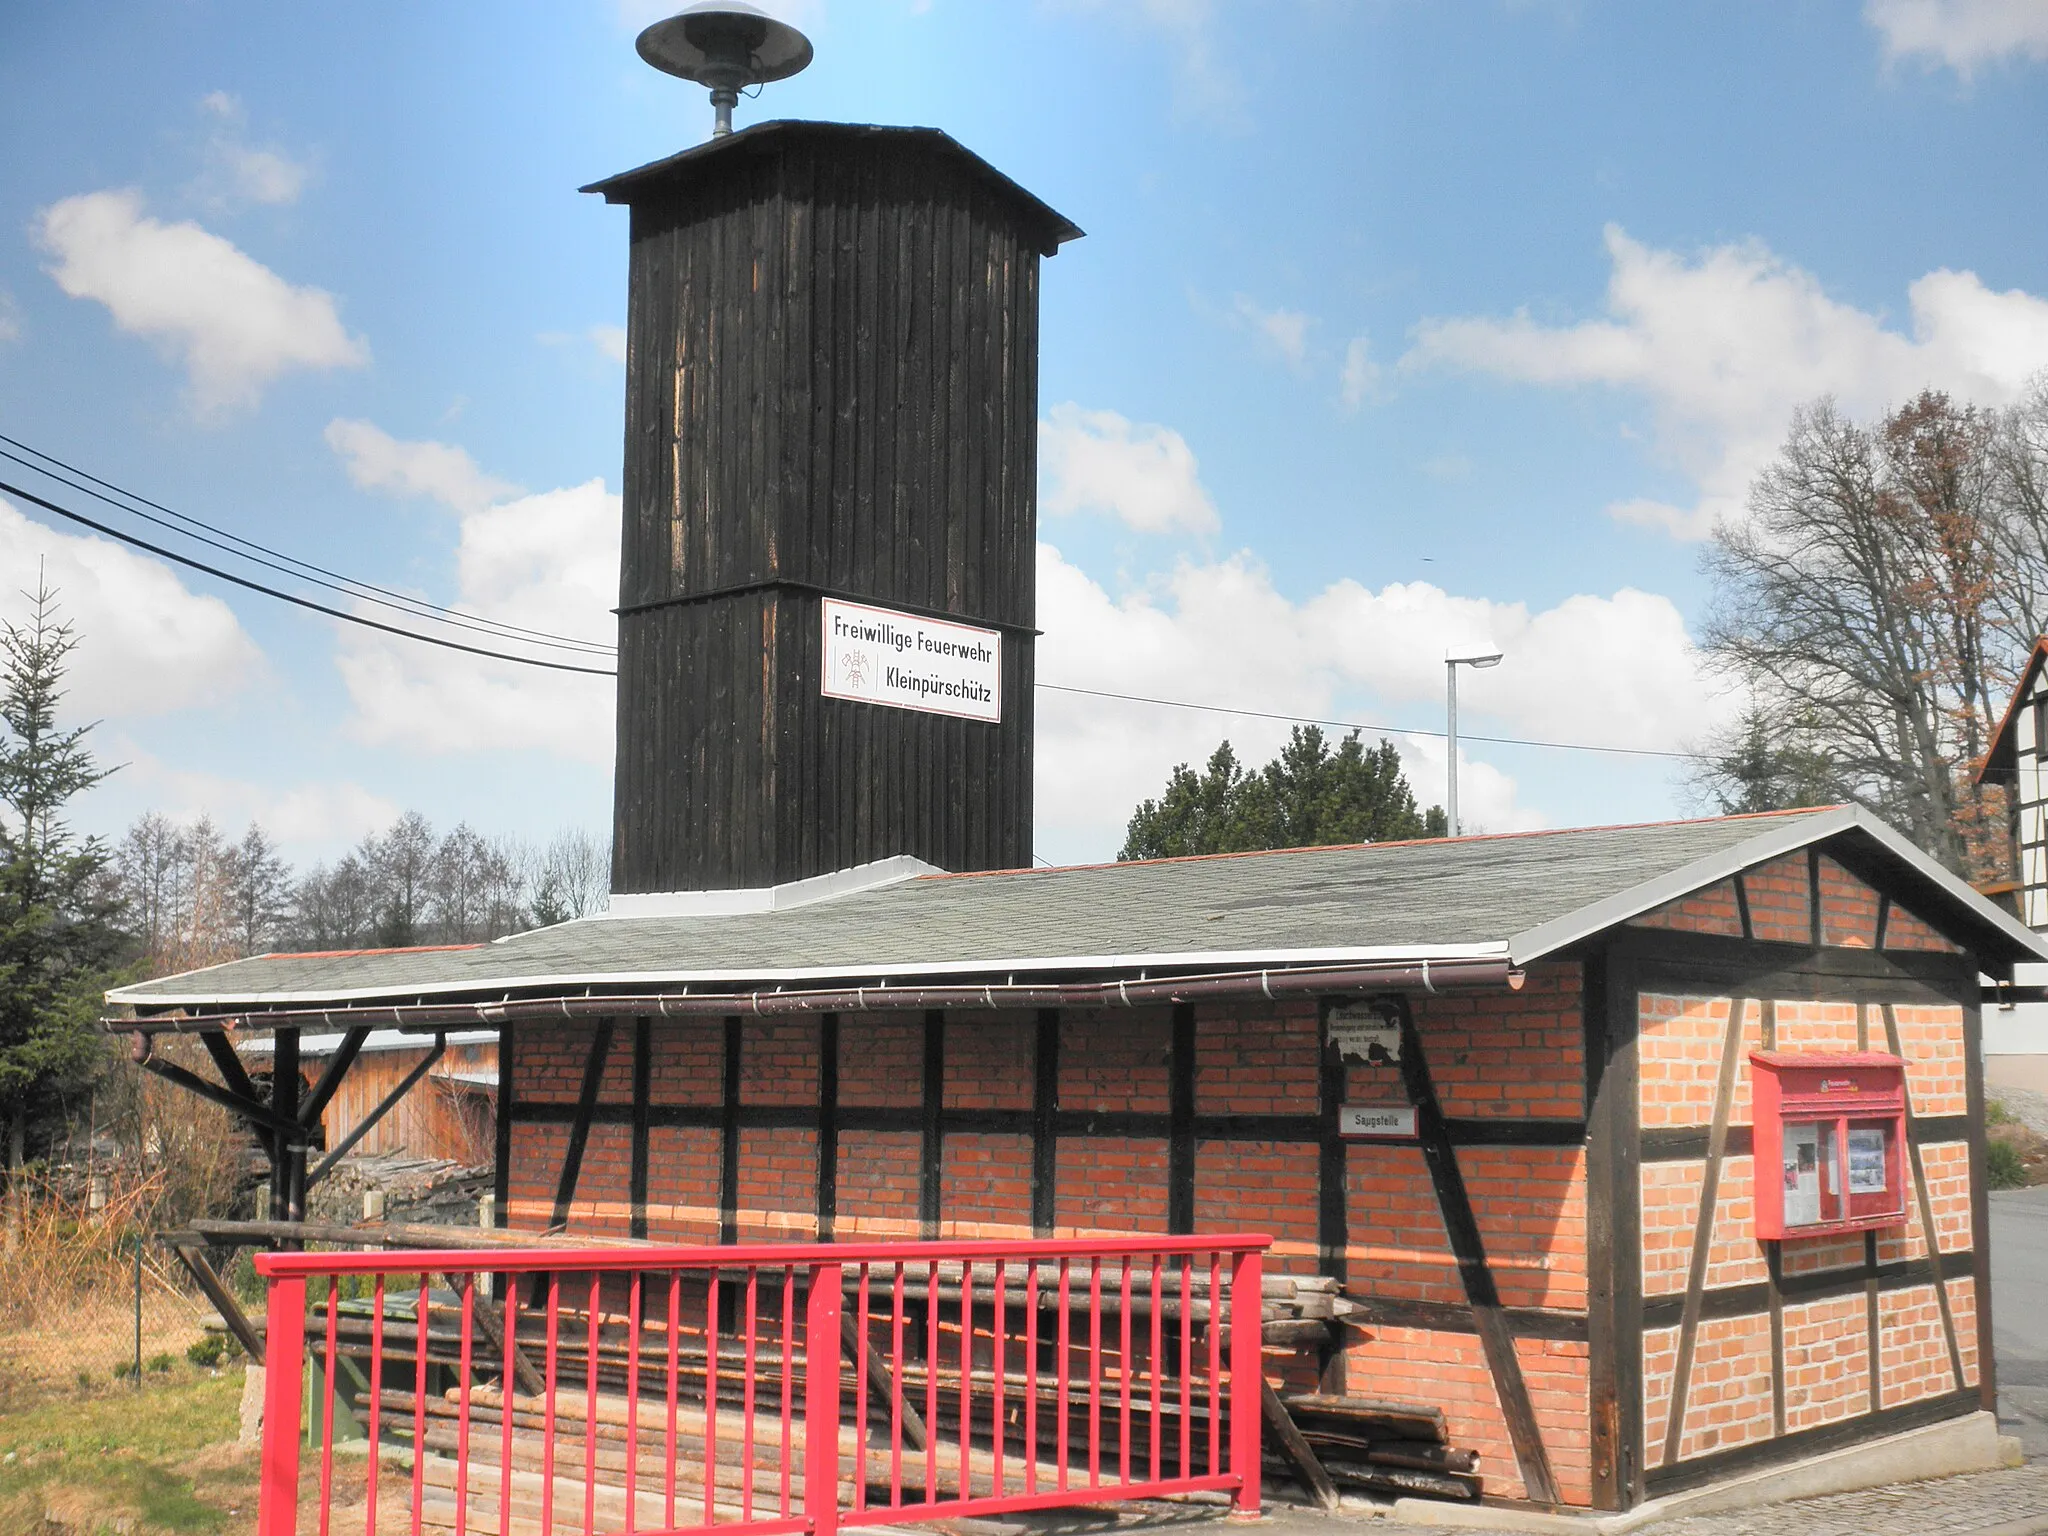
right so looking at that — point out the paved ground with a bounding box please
[1995,1185,2048,1461]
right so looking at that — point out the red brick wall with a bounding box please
[1195,1000,1318,1115]
[1060,1008,1170,1113]
[840,1020,921,1108]
[944,1016,1035,1111]
[515,1020,595,1104]
[1633,984,1978,1482]
[740,1020,819,1105]
[735,1126,815,1241]
[650,1021,724,1105]
[504,982,1602,1506]
[1887,903,1962,953]
[1055,1137,1168,1233]
[1330,963,1592,1506]
[836,1131,919,1239]
[1630,880,1744,937]
[1744,856,1811,944]
[1410,965,1585,1119]
[1816,857,1880,948]
[645,1125,721,1241]
[942,1133,1033,1235]
[1194,1140,1317,1269]
[504,1121,565,1229]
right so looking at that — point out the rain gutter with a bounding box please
[114,955,1523,1037]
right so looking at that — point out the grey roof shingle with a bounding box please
[105,807,2045,1011]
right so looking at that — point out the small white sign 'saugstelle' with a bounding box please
[1339,1104,1418,1139]
[821,598,1002,724]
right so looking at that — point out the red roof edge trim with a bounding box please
[914,805,1845,884]
[258,943,488,961]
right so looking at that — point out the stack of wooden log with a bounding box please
[1279,1394,1480,1502]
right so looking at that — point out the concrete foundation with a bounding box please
[1388,1411,2013,1533]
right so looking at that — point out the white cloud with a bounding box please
[1867,0,2048,73]
[103,743,400,864]
[1402,224,2048,538]
[1040,403,1221,536]
[325,418,521,517]
[36,190,367,415]
[194,92,310,207]
[1032,541,1727,859]
[1339,335,1380,409]
[325,424,617,762]
[589,325,628,365]
[1235,295,1311,368]
[0,497,262,718]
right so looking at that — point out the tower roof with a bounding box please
[582,120,1084,256]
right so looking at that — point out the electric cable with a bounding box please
[0,435,613,655]
[1035,683,1700,760]
[1,466,1703,759]
[0,477,617,678]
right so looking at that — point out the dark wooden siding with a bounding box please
[609,127,1056,891]
[613,590,1035,890]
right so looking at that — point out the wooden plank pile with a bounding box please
[1278,1393,1481,1502]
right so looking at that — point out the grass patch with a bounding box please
[1988,1098,2016,1127]
[0,1369,252,1533]
[1988,1137,2030,1190]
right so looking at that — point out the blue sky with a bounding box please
[2,1,2046,871]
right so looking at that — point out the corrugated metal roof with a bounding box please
[105,806,2046,1013]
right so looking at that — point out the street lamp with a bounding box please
[1445,651,1503,836]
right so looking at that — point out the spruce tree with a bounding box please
[0,578,121,1175]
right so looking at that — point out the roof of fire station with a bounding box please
[104,804,2048,1017]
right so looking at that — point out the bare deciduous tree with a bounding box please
[1700,383,2048,880]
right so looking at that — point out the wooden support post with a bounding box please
[297,1026,370,1130]
[442,1272,545,1397]
[494,1022,514,1229]
[1168,1002,1196,1235]
[272,1029,302,1237]
[919,1011,943,1240]
[816,1013,838,1241]
[719,1017,741,1244]
[840,1306,927,1449]
[630,1017,651,1240]
[1031,1009,1059,1236]
[168,1239,267,1364]
[1261,1380,1340,1511]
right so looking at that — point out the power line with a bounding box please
[0,434,614,655]
[1037,683,1699,761]
[0,477,619,678]
[1,467,1699,761]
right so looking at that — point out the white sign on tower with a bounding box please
[821,598,1003,724]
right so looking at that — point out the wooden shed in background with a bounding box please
[240,1029,497,1167]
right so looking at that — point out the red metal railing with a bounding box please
[253,1236,1268,1536]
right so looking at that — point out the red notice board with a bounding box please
[1749,1052,1908,1241]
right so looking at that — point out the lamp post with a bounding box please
[1445,651,1503,836]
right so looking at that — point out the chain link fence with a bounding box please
[0,1170,245,1413]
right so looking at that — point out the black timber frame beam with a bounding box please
[1387,992,1560,1507]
